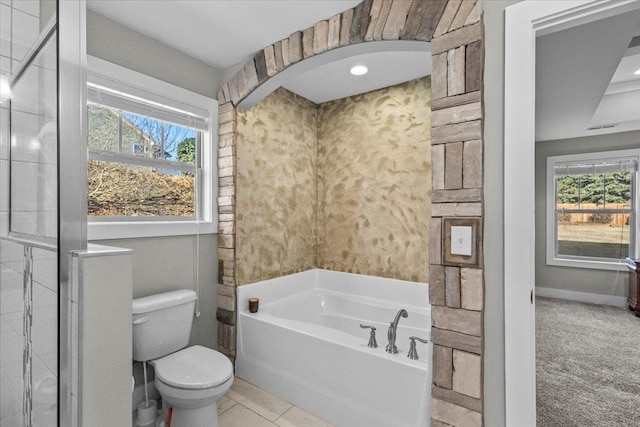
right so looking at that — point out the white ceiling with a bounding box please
[283,49,431,104]
[536,11,640,141]
[87,1,640,138]
[86,0,432,105]
[86,0,361,70]
[235,40,431,109]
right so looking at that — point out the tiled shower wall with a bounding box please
[234,77,431,286]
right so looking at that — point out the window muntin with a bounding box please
[547,151,639,269]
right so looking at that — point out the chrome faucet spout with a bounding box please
[386,309,408,354]
[392,309,408,329]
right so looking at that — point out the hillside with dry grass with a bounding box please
[88,161,195,217]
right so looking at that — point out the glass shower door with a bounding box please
[1,1,85,426]
[1,2,59,426]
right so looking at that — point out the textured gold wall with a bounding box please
[235,88,318,285]
[236,77,431,285]
[317,77,432,282]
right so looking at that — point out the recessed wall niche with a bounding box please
[216,1,485,426]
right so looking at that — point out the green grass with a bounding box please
[558,241,628,259]
[557,223,628,259]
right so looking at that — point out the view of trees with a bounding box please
[88,104,195,162]
[87,105,196,217]
[556,171,631,259]
[556,172,631,206]
[125,113,193,161]
[177,137,196,176]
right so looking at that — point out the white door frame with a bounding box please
[504,1,640,426]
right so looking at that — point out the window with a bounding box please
[87,57,217,239]
[547,149,639,270]
[87,105,200,218]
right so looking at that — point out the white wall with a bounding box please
[535,130,640,298]
[86,9,221,350]
[86,9,223,99]
[74,247,133,427]
[95,234,218,349]
[482,1,516,426]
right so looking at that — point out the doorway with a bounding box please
[505,1,640,426]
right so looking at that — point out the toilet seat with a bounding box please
[154,345,233,390]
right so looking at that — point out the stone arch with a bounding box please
[216,1,485,425]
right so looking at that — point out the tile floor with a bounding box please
[218,378,334,427]
[134,377,335,427]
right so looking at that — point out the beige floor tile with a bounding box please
[226,378,292,422]
[218,404,276,427]
[275,406,335,427]
[217,395,237,415]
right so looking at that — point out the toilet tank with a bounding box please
[132,290,197,362]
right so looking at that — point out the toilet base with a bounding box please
[168,403,218,427]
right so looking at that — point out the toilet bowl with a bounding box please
[132,290,234,427]
[152,345,233,427]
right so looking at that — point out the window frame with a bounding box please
[86,56,217,240]
[546,148,640,271]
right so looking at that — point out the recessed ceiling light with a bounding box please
[635,68,640,76]
[350,65,368,76]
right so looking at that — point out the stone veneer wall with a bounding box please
[235,88,318,285]
[215,1,485,426]
[317,77,431,282]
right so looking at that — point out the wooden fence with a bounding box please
[557,203,630,226]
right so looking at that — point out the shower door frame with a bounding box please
[5,0,87,425]
[57,1,88,426]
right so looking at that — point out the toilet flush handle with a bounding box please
[133,316,149,325]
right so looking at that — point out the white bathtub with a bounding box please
[236,269,431,427]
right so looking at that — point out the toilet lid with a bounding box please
[154,345,233,390]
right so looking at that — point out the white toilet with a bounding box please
[133,290,234,427]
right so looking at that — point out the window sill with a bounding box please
[546,257,628,271]
[88,220,216,240]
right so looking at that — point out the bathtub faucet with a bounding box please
[386,309,408,354]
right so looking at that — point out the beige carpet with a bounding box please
[536,297,640,427]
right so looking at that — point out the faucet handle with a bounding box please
[410,336,429,344]
[407,336,429,360]
[359,324,378,348]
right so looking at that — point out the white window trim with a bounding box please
[546,148,640,271]
[86,56,218,240]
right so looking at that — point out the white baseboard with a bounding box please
[535,287,627,308]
